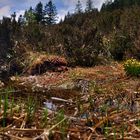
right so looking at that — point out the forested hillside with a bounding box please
[1,0,140,68]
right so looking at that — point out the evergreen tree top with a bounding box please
[75,0,83,14]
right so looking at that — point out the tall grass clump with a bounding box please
[26,96,37,123]
[123,59,140,76]
[41,108,48,128]
[3,93,8,127]
[10,96,14,117]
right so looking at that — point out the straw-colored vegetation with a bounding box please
[0,62,140,139]
[1,0,140,139]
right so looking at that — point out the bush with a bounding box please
[110,31,132,60]
[61,25,109,67]
[123,59,140,76]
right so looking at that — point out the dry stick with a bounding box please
[51,97,73,103]
[47,108,84,121]
[88,111,140,140]
[126,112,140,123]
[99,112,140,139]
[20,113,27,129]
[87,111,127,140]
[33,117,67,140]
[0,105,20,117]
[0,90,21,94]
[12,115,26,123]
[87,128,99,140]
[0,124,12,133]
[87,133,93,140]
[117,137,138,140]
[132,124,140,132]
[15,113,28,138]
[0,133,30,140]
[123,112,140,134]
[9,128,44,133]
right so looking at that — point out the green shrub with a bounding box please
[123,59,140,76]
[110,32,132,60]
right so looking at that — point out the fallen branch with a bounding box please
[51,97,73,103]
[0,133,31,140]
[9,128,43,133]
[33,117,67,140]
[89,111,127,133]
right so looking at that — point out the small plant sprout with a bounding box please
[104,127,109,138]
[120,124,126,139]
[76,98,83,114]
[56,109,65,124]
[3,93,8,127]
[41,108,48,128]
[137,119,140,127]
[0,95,2,113]
[56,109,68,139]
[88,95,94,110]
[10,96,14,117]
[26,96,37,123]
[113,127,116,140]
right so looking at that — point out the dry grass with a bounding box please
[22,52,68,74]
[3,62,140,139]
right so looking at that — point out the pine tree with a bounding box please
[65,11,71,19]
[86,0,93,12]
[75,0,83,14]
[11,12,16,22]
[24,7,36,24]
[44,0,57,25]
[11,12,18,36]
[35,1,44,24]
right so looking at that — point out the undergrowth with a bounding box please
[124,59,140,76]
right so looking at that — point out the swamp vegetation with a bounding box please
[1,0,140,139]
[0,62,140,139]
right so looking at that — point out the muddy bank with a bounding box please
[10,72,82,100]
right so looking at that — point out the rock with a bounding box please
[58,81,75,90]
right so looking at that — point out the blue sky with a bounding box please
[0,0,105,21]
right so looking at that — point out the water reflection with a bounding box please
[44,100,57,111]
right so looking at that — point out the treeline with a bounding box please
[1,0,140,68]
[101,0,140,11]
[24,1,57,25]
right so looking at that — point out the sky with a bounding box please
[0,0,105,21]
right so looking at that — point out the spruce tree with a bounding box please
[86,0,93,12]
[35,1,44,24]
[44,0,57,25]
[11,12,16,23]
[24,7,36,24]
[65,11,71,20]
[75,0,83,14]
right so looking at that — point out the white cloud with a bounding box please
[0,5,11,18]
[93,0,105,9]
[58,0,105,21]
[16,10,25,20]
[57,9,67,22]
[61,0,105,9]
[0,0,105,21]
